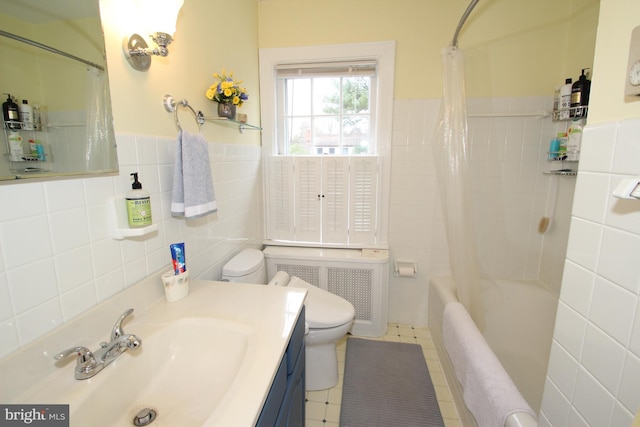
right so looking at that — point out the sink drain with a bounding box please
[133,408,157,426]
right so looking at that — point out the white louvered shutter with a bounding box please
[267,156,295,241]
[322,157,350,244]
[349,156,378,245]
[294,157,322,242]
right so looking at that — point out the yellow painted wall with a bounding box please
[0,14,42,105]
[258,0,599,99]
[100,0,261,144]
[0,14,101,111]
[36,17,105,111]
[588,0,640,123]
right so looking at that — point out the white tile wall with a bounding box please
[388,99,447,326]
[388,97,573,325]
[0,132,262,358]
[540,118,640,426]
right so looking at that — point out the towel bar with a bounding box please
[163,94,205,131]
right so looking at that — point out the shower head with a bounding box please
[452,0,480,48]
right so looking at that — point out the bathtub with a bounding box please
[428,276,557,427]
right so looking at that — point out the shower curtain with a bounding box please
[85,67,116,171]
[432,46,484,329]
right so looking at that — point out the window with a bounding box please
[276,61,377,156]
[260,42,395,248]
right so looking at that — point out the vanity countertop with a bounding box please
[0,275,307,427]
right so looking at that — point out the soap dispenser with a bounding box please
[2,94,21,129]
[126,172,152,228]
[570,68,591,118]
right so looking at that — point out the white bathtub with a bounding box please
[428,276,557,426]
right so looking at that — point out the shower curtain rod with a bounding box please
[0,29,105,71]
[452,0,480,47]
[468,111,550,118]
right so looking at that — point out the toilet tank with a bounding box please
[222,249,267,284]
[263,246,389,337]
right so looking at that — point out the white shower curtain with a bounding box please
[432,46,484,330]
[85,67,116,171]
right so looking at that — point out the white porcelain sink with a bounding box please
[1,277,306,427]
[22,318,250,426]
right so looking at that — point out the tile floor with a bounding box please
[304,323,462,427]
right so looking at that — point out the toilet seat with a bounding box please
[222,249,263,278]
[288,276,355,329]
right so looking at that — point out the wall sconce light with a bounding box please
[122,0,184,72]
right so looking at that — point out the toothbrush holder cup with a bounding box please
[161,270,189,302]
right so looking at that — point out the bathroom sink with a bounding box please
[21,318,250,426]
[2,278,306,427]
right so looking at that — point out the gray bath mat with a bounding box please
[340,338,445,427]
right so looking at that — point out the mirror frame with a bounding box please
[0,0,118,182]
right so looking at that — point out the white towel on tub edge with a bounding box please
[442,301,536,427]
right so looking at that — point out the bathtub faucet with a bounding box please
[53,308,142,380]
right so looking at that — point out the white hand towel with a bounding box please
[443,301,536,427]
[171,130,217,218]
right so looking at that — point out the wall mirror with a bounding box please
[0,0,118,181]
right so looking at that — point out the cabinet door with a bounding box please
[267,156,296,241]
[322,157,349,244]
[294,157,322,242]
[276,343,305,427]
[255,357,287,427]
[348,156,378,245]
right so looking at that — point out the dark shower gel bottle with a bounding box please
[570,68,591,118]
[2,94,21,129]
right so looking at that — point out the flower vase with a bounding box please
[217,102,236,120]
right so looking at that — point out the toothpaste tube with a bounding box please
[170,243,186,275]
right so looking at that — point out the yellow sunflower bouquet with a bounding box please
[205,69,249,107]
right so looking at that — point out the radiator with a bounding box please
[263,246,389,337]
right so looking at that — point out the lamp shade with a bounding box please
[139,0,184,35]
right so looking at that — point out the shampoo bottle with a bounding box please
[19,100,33,130]
[36,142,45,161]
[557,132,568,160]
[548,137,560,160]
[8,132,23,161]
[570,68,591,118]
[29,139,38,157]
[126,172,152,228]
[567,119,584,161]
[3,94,21,129]
[559,78,572,120]
[32,104,42,131]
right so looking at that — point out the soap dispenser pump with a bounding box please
[570,68,591,118]
[126,172,152,228]
[2,94,21,129]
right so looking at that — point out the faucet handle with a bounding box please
[54,346,96,371]
[111,308,134,341]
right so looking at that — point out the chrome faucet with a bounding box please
[54,308,142,380]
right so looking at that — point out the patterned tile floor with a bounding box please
[305,323,462,427]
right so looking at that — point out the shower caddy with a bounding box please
[1,115,48,174]
[546,101,588,177]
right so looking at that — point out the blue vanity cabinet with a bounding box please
[256,307,305,427]
[275,341,305,427]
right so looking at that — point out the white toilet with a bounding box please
[222,248,355,391]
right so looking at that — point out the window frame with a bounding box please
[259,41,395,249]
[276,65,377,156]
